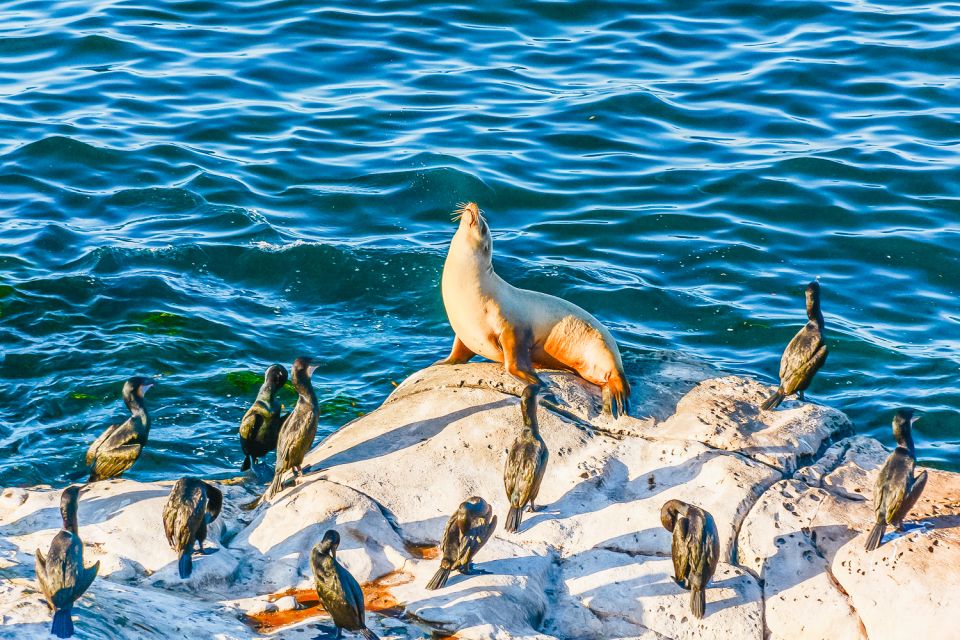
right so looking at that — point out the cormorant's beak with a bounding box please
[911,416,920,426]
[307,364,321,377]
[141,383,155,394]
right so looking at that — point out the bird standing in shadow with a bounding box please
[503,384,549,533]
[265,357,319,501]
[85,376,155,481]
[239,364,288,472]
[865,409,928,551]
[761,281,828,410]
[162,477,223,579]
[426,496,497,590]
[311,529,380,640]
[661,499,719,619]
[35,485,100,638]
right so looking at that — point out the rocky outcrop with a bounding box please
[0,358,954,639]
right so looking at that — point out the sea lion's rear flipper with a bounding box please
[435,335,476,366]
[603,372,631,419]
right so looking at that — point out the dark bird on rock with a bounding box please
[35,485,100,638]
[426,496,497,590]
[265,357,319,501]
[661,499,719,619]
[311,529,380,640]
[865,409,928,551]
[761,281,828,411]
[239,364,288,471]
[86,376,155,481]
[162,477,223,579]
[503,384,549,533]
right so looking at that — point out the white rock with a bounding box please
[0,362,955,640]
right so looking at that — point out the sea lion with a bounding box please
[426,496,497,590]
[865,409,928,551]
[35,485,99,638]
[761,281,828,410]
[162,477,223,578]
[503,384,549,533]
[85,376,155,481]
[661,499,719,619]
[311,530,380,640]
[439,202,631,418]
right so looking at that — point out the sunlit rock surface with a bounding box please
[1,359,954,639]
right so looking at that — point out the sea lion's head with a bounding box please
[453,202,492,260]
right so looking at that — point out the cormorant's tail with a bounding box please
[505,505,523,533]
[178,552,192,579]
[690,587,705,619]
[864,521,886,551]
[241,455,251,472]
[51,607,74,638]
[359,628,380,640]
[265,470,283,500]
[760,388,785,411]
[426,566,451,590]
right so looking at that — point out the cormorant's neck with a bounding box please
[806,295,824,328]
[257,380,278,403]
[124,392,147,418]
[61,506,79,535]
[897,432,916,458]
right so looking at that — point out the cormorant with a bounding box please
[865,409,928,551]
[239,364,288,471]
[162,477,223,578]
[85,376,155,481]
[35,485,99,638]
[426,496,497,590]
[661,499,719,619]
[311,529,380,639]
[266,357,319,500]
[761,281,828,410]
[503,384,549,533]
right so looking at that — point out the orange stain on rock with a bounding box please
[245,570,415,633]
[404,540,440,560]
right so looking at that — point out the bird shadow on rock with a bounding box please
[520,452,719,531]
[304,399,514,474]
[0,488,168,537]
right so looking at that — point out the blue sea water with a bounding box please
[0,0,958,487]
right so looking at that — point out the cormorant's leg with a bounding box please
[798,390,805,401]
[335,627,343,640]
[527,502,539,513]
[435,336,476,366]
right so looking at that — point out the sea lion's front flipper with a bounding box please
[435,336,476,366]
[500,327,543,388]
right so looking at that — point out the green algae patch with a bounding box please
[227,370,264,394]
[136,311,188,335]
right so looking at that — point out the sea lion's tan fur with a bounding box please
[439,203,631,418]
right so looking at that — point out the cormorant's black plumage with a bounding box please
[34,485,99,638]
[661,499,719,619]
[162,478,223,578]
[503,384,549,533]
[761,282,828,410]
[311,530,380,639]
[426,496,497,590]
[239,364,288,471]
[265,357,319,501]
[86,377,154,481]
[865,409,928,551]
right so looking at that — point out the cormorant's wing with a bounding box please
[880,456,911,525]
[478,514,497,548]
[339,563,366,622]
[86,422,123,465]
[239,408,265,443]
[895,469,928,525]
[91,443,142,480]
[203,482,224,522]
[779,322,823,381]
[75,559,99,598]
[505,441,539,506]
[34,549,51,601]
[438,511,461,566]
[672,518,690,586]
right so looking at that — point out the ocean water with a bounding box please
[0,0,958,487]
